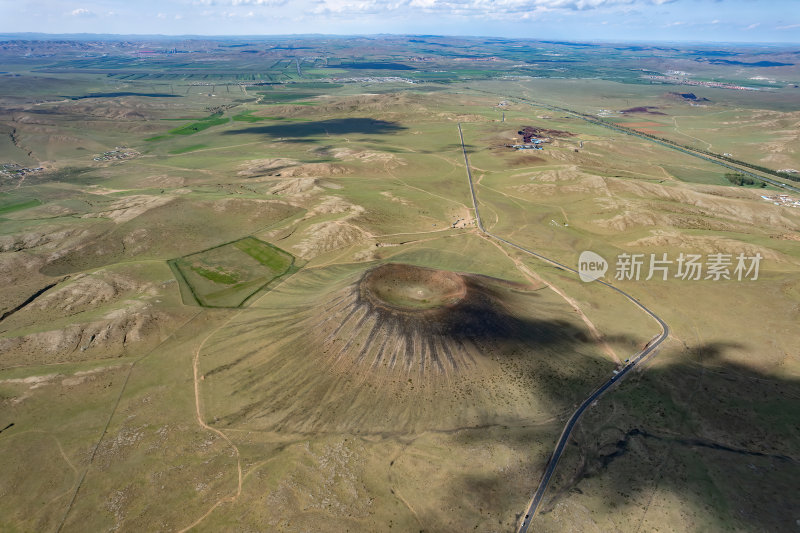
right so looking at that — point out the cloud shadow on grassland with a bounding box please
[444,342,800,532]
[221,118,407,139]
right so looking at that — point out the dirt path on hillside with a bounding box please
[481,233,622,365]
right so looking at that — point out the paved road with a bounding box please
[457,123,670,532]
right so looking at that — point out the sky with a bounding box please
[0,0,798,42]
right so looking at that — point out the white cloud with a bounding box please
[232,0,287,4]
[744,22,760,30]
[70,8,95,16]
[310,0,685,18]
[776,23,800,30]
[190,0,287,8]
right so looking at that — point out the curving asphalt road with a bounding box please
[456,123,670,533]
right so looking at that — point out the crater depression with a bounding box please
[198,262,612,432]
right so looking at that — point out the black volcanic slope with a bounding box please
[309,263,572,377]
[199,262,613,433]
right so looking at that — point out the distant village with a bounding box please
[641,74,760,91]
[328,76,416,84]
[0,163,43,179]
[93,147,140,162]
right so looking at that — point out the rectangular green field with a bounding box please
[171,237,296,307]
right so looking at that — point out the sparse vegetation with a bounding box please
[191,264,240,284]
[168,144,207,154]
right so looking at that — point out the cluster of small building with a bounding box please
[510,141,544,150]
[506,126,549,150]
[93,147,139,162]
[778,168,798,174]
[0,163,43,178]
[328,76,416,84]
[453,56,502,62]
[451,217,473,228]
[761,194,800,208]
[642,74,759,91]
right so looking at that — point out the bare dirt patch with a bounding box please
[272,163,349,178]
[237,158,348,179]
[269,177,324,197]
[292,221,370,259]
[28,270,158,314]
[0,226,94,253]
[0,300,168,367]
[236,158,299,177]
[81,195,175,223]
[306,196,365,217]
[379,191,412,206]
[328,147,402,163]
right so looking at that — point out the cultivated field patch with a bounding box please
[170,236,297,307]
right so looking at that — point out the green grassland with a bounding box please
[231,111,271,122]
[0,197,41,215]
[0,39,798,533]
[168,113,229,135]
[171,237,296,307]
[146,112,231,142]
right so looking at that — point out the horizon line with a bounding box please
[0,32,798,46]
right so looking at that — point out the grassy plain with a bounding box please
[0,37,798,533]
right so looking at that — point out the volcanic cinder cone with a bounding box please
[200,262,607,433]
[312,263,533,377]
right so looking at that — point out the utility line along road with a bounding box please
[467,88,800,195]
[456,123,670,533]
